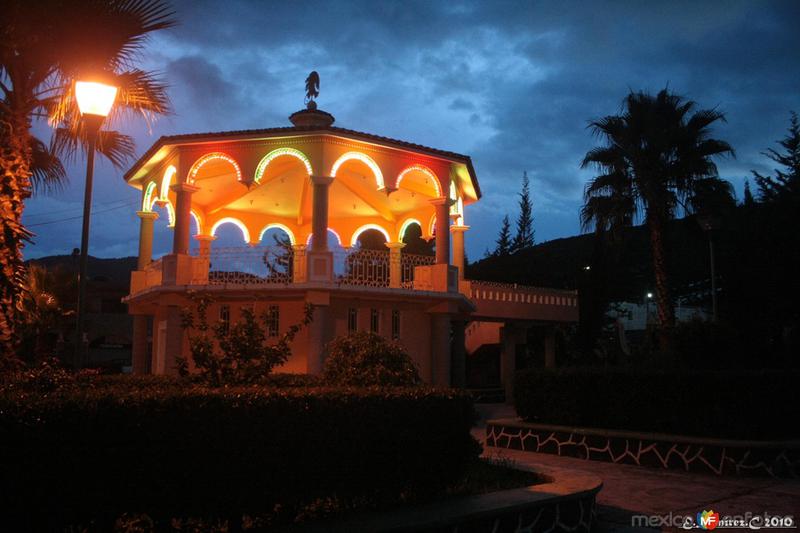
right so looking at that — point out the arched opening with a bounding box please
[210,218,250,246]
[159,165,177,200]
[396,165,441,197]
[188,152,242,184]
[254,148,312,183]
[400,221,434,256]
[257,224,296,282]
[354,228,389,250]
[350,224,391,248]
[331,152,384,188]
[150,201,176,258]
[306,228,343,250]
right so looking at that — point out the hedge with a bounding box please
[0,378,479,529]
[514,368,799,440]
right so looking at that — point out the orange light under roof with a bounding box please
[75,81,118,117]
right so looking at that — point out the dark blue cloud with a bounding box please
[23,0,800,260]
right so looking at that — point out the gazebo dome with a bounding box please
[289,103,335,128]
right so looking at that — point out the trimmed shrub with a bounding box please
[514,368,799,440]
[0,378,478,529]
[323,331,421,387]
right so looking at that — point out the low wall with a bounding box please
[486,419,800,478]
[300,461,602,532]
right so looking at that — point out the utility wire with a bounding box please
[27,200,138,227]
[24,197,134,219]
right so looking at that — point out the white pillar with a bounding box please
[430,197,451,265]
[171,183,200,255]
[136,211,159,270]
[450,224,469,280]
[385,241,405,288]
[310,175,333,252]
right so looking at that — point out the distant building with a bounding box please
[123,101,578,393]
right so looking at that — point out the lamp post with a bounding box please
[696,215,721,322]
[645,292,653,327]
[73,80,117,369]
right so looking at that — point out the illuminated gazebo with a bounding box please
[125,100,578,392]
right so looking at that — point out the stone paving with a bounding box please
[473,404,800,532]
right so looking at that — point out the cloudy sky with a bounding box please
[23,0,800,260]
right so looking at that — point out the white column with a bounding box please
[310,175,333,251]
[385,241,405,288]
[171,183,200,255]
[450,224,469,280]
[136,211,159,270]
[430,197,451,265]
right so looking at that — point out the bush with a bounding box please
[179,294,313,385]
[323,331,421,386]
[514,368,799,440]
[0,377,479,529]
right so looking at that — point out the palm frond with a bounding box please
[52,126,136,169]
[30,136,67,194]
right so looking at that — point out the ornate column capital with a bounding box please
[136,210,159,221]
[170,182,201,194]
[194,234,216,242]
[384,241,407,251]
[450,224,470,233]
[429,196,455,207]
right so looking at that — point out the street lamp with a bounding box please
[645,292,653,326]
[74,80,117,368]
[697,214,721,322]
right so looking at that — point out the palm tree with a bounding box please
[0,0,174,361]
[581,89,733,338]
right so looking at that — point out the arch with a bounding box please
[396,164,441,196]
[350,223,391,247]
[306,228,343,246]
[428,214,437,236]
[254,148,313,183]
[187,152,242,184]
[142,181,158,212]
[398,218,423,241]
[331,151,384,189]
[159,165,177,200]
[258,223,296,245]
[164,202,176,228]
[190,210,203,234]
[210,217,251,243]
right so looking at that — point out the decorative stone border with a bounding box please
[299,461,602,532]
[486,419,800,478]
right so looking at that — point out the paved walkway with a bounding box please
[473,404,800,532]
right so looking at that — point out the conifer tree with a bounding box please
[743,179,755,206]
[752,111,800,203]
[494,215,512,256]
[512,171,534,252]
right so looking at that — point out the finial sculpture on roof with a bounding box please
[305,71,320,109]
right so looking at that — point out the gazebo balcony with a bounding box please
[130,245,437,293]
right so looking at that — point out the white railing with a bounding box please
[334,248,390,287]
[207,245,294,286]
[467,280,579,307]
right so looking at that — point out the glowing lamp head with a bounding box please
[75,81,117,117]
[646,292,653,299]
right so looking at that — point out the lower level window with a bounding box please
[348,308,358,333]
[219,305,230,334]
[267,305,279,337]
[391,309,400,339]
[370,308,380,333]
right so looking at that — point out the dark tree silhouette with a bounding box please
[0,0,174,360]
[581,88,733,337]
[752,111,800,203]
[401,223,434,256]
[494,215,512,257]
[512,171,534,253]
[743,179,755,206]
